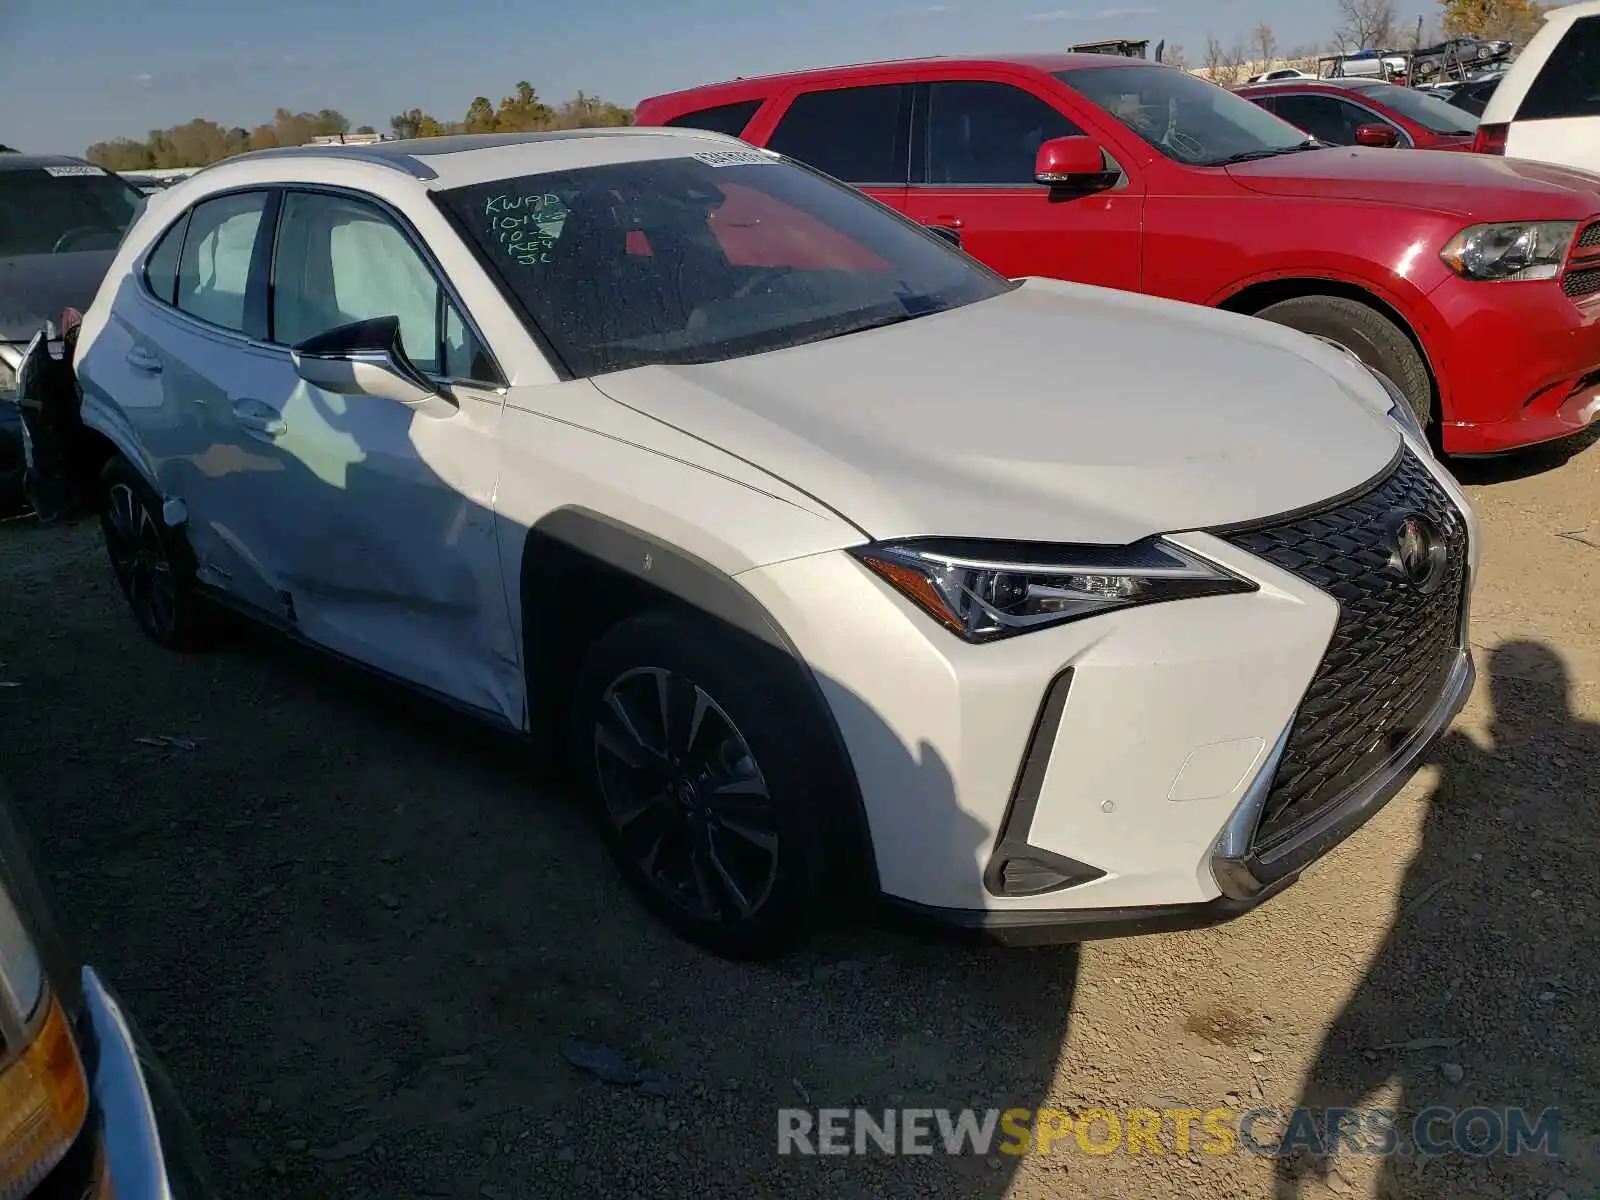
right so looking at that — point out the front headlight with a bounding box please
[850,537,1257,643]
[1441,221,1577,282]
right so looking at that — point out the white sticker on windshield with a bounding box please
[690,148,776,168]
[44,164,106,177]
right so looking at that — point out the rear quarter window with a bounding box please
[663,99,763,138]
[1518,15,1600,120]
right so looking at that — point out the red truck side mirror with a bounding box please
[1035,136,1114,187]
[1355,123,1401,148]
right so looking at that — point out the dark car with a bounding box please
[1431,74,1505,118]
[1237,77,1480,151]
[0,155,144,510]
[0,775,212,1197]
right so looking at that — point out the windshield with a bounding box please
[438,154,1010,376]
[1059,65,1316,166]
[0,165,144,256]
[1346,82,1479,134]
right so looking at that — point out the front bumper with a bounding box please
[737,447,1477,936]
[884,649,1473,946]
[1428,273,1600,454]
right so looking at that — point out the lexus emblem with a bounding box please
[1387,512,1447,592]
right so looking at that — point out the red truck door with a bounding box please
[902,72,1144,291]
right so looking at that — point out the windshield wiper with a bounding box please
[1210,139,1322,166]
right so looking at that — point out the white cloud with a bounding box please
[1094,4,1160,15]
[131,72,154,83]
[1024,8,1076,19]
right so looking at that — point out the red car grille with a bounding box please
[1563,222,1600,298]
[1564,267,1600,298]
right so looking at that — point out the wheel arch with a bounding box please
[518,508,880,894]
[1218,276,1441,417]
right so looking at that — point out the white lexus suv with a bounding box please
[63,128,1477,956]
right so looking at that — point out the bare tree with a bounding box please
[1334,0,1398,51]
[1216,40,1249,86]
[1204,34,1227,80]
[1163,40,1191,71]
[1253,21,1279,69]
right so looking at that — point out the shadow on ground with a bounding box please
[1277,641,1599,1200]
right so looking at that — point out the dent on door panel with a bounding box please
[274,381,523,725]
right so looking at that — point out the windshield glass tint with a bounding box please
[0,167,144,256]
[1349,82,1478,133]
[439,154,1009,376]
[1059,65,1312,165]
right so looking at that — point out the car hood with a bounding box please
[1226,147,1600,218]
[0,251,116,344]
[590,279,1401,545]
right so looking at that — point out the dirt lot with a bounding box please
[1,433,1596,1200]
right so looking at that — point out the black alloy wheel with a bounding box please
[104,479,179,640]
[99,457,212,650]
[592,666,781,924]
[570,610,847,958]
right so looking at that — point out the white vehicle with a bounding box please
[1246,68,1315,84]
[66,129,1476,956]
[1476,0,1600,170]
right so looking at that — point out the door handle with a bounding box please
[232,398,286,437]
[922,219,963,248]
[125,347,162,375]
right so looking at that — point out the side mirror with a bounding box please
[1034,136,1114,188]
[290,316,446,409]
[1355,123,1400,148]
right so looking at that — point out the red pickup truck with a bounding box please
[638,54,1600,455]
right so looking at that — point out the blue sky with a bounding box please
[5,0,1440,154]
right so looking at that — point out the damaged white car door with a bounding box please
[248,187,516,712]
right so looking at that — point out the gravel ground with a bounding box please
[0,431,1596,1200]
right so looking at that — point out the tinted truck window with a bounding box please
[664,100,762,137]
[767,85,909,184]
[1518,16,1600,120]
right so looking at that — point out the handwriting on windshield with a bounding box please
[484,192,565,266]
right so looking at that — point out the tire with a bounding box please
[99,457,213,651]
[569,609,846,958]
[1254,295,1434,430]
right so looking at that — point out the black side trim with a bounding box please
[885,873,1300,948]
[982,668,1106,897]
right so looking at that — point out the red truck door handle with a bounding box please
[923,218,963,248]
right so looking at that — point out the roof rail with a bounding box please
[201,143,440,181]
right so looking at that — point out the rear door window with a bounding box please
[1518,16,1600,120]
[143,213,189,305]
[176,191,270,335]
[766,84,911,185]
[663,99,763,137]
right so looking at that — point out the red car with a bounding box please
[1236,78,1481,153]
[638,54,1600,454]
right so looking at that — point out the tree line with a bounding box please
[85,83,631,172]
